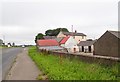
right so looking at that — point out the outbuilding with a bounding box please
[94,30,120,58]
[78,40,96,53]
[37,39,64,51]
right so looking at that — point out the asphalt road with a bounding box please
[1,47,23,80]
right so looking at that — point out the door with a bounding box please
[82,46,84,52]
[88,46,91,52]
[74,48,76,53]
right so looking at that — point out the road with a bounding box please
[1,47,23,80]
[6,48,41,80]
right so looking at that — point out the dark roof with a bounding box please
[108,31,120,39]
[0,39,3,41]
[78,40,96,46]
[43,36,56,39]
[62,32,86,36]
[55,37,64,43]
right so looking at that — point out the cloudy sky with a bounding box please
[0,0,119,45]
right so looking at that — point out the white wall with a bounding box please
[64,36,79,53]
[75,36,87,43]
[78,45,94,53]
[61,44,65,47]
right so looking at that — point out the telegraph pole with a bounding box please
[3,35,5,45]
[71,25,73,32]
[0,34,5,45]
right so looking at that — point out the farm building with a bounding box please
[94,30,120,58]
[37,39,64,51]
[57,31,87,43]
[60,36,79,53]
[78,40,96,53]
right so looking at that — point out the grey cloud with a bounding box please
[0,0,119,45]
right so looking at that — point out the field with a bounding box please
[0,45,7,48]
[28,46,119,80]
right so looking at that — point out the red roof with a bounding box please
[37,39,59,46]
[60,36,70,44]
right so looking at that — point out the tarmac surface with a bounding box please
[6,48,41,80]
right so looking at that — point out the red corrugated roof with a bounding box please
[37,39,59,46]
[60,36,70,44]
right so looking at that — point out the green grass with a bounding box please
[28,46,119,80]
[0,45,8,48]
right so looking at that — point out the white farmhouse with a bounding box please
[57,31,87,43]
[60,36,79,53]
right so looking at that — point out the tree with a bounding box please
[8,43,11,46]
[35,33,44,43]
[45,30,53,36]
[12,42,15,47]
[45,28,69,36]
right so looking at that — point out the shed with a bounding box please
[78,40,96,53]
[37,39,59,46]
[37,39,65,51]
[38,46,64,51]
[94,30,120,58]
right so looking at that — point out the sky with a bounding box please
[0,0,119,45]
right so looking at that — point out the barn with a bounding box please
[94,30,120,58]
[37,39,64,51]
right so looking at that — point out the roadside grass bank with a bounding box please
[0,45,7,48]
[28,46,119,80]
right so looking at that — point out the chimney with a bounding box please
[75,30,77,33]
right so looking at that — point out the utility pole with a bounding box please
[0,34,5,45]
[71,25,73,32]
[3,35,5,45]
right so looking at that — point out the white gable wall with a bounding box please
[75,36,87,43]
[61,44,65,47]
[64,36,79,53]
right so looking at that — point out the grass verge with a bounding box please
[28,46,119,80]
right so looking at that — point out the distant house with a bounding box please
[43,36,56,39]
[7,43,11,47]
[94,30,120,58]
[78,40,96,53]
[57,31,87,43]
[37,39,64,51]
[0,39,3,46]
[60,36,79,53]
